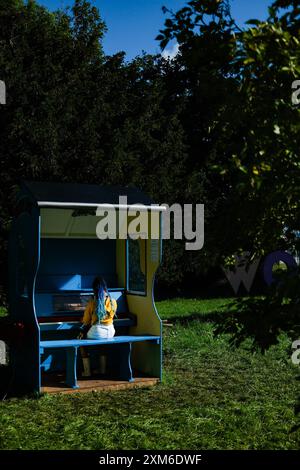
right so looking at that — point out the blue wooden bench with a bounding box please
[40,335,160,389]
[38,289,161,389]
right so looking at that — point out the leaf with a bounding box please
[160,38,169,50]
[244,58,255,65]
[274,125,281,135]
[239,165,248,174]
[245,19,262,26]
[165,19,173,28]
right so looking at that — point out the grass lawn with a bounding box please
[0,298,299,450]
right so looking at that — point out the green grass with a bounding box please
[0,298,299,450]
[157,297,236,320]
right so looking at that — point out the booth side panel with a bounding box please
[132,342,161,379]
[127,294,162,379]
[127,295,161,335]
[9,209,41,395]
[127,224,163,379]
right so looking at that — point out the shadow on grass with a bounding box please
[213,297,300,352]
[168,295,300,428]
[168,297,300,353]
[291,374,300,433]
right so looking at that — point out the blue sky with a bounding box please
[38,0,271,59]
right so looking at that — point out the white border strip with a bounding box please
[38,201,166,212]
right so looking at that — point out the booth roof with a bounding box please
[21,180,157,208]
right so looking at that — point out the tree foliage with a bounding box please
[158,0,300,263]
[0,1,192,297]
[0,0,299,298]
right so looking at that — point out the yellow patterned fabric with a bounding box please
[82,296,117,326]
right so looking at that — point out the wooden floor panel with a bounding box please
[41,374,159,394]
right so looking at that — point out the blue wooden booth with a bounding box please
[1,181,164,395]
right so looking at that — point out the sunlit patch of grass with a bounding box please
[157,297,236,320]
